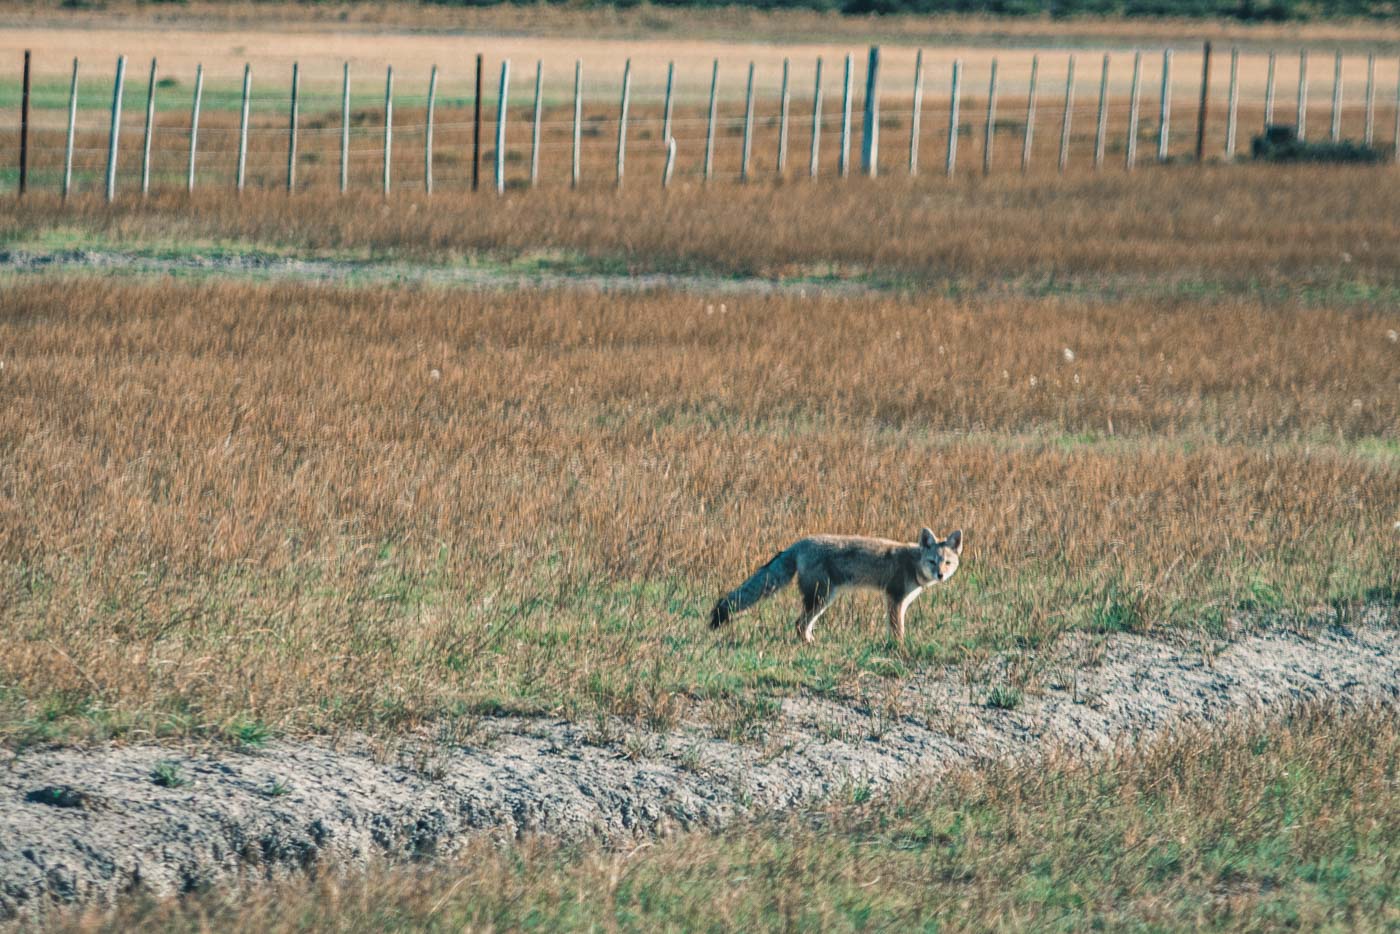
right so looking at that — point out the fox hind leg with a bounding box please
[795,578,835,644]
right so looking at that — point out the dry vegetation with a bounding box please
[2,257,1396,745]
[7,165,1400,289]
[57,703,1400,931]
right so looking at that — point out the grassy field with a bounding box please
[2,167,1398,748]
[57,703,1400,931]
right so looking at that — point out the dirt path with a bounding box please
[2,619,1396,923]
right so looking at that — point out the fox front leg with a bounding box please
[886,589,920,641]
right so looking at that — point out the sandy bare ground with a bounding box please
[2,616,1396,923]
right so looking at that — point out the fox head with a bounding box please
[917,528,963,585]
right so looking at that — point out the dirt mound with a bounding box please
[2,620,1397,924]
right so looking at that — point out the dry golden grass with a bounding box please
[57,703,1400,931]
[7,164,1400,286]
[7,1,1400,47]
[2,275,1396,745]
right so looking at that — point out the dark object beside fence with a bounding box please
[1251,124,1384,162]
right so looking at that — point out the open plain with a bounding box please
[2,5,1399,930]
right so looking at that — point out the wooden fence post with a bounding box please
[1094,53,1109,169]
[1022,54,1039,172]
[63,57,78,200]
[704,59,718,183]
[740,61,754,182]
[946,59,962,177]
[1264,50,1276,127]
[983,58,998,175]
[662,61,675,143]
[339,63,349,194]
[861,45,880,177]
[810,57,823,178]
[572,60,582,189]
[529,61,542,187]
[426,65,438,194]
[1393,56,1400,162]
[1158,49,1172,162]
[839,53,853,177]
[1225,48,1239,159]
[616,58,631,188]
[18,50,29,196]
[777,58,791,175]
[1126,51,1141,169]
[382,65,393,197]
[140,58,156,197]
[496,58,510,195]
[105,55,126,203]
[1059,55,1075,172]
[909,49,924,175]
[1296,49,1308,140]
[287,62,299,193]
[1364,53,1375,146]
[1330,50,1343,142]
[472,53,483,192]
[238,64,251,194]
[1195,42,1211,161]
[187,63,203,193]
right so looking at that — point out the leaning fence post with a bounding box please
[339,63,349,194]
[105,55,126,203]
[662,136,676,188]
[140,58,156,197]
[1364,53,1376,146]
[909,49,924,175]
[63,57,78,200]
[839,53,853,177]
[810,57,823,178]
[472,53,483,192]
[861,45,880,177]
[983,58,998,175]
[571,60,582,189]
[1263,51,1276,127]
[947,58,962,176]
[1330,50,1343,142]
[1158,49,1172,162]
[529,60,541,187]
[18,50,28,196]
[1094,54,1109,169]
[777,58,791,175]
[1059,55,1075,172]
[287,62,299,193]
[740,61,754,182]
[1022,54,1039,172]
[382,65,393,197]
[238,64,251,193]
[1126,51,1141,169]
[1296,49,1308,140]
[704,59,718,183]
[1225,48,1239,159]
[662,61,675,143]
[616,58,631,188]
[495,58,510,195]
[426,65,438,194]
[1195,42,1211,161]
[187,63,203,193]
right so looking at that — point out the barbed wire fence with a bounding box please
[5,43,1399,200]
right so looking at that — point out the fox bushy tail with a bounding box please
[709,548,798,628]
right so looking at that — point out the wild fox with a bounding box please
[709,528,963,643]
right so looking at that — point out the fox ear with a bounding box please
[919,527,936,549]
[945,529,963,554]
